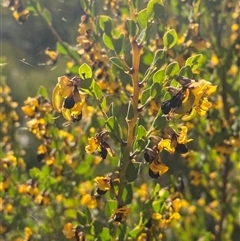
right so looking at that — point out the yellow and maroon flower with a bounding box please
[144,147,169,179]
[52,76,85,123]
[85,131,115,159]
[158,126,192,154]
[94,176,110,195]
[111,206,131,223]
[161,76,217,120]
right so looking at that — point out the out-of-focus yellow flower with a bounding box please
[210,54,219,66]
[78,181,93,195]
[227,64,238,76]
[172,198,182,212]
[45,48,58,65]
[0,179,10,192]
[24,227,33,239]
[0,224,7,234]
[152,213,162,220]
[197,198,205,206]
[4,203,13,213]
[56,194,63,203]
[80,194,97,209]
[136,183,149,202]
[137,233,148,241]
[0,198,3,211]
[231,23,239,32]
[188,205,196,214]
[12,8,29,23]
[172,212,181,220]
[26,118,46,139]
[18,184,28,194]
[21,97,39,117]
[62,223,75,239]
[190,170,201,186]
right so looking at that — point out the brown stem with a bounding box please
[117,38,142,204]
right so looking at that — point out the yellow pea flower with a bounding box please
[62,223,75,239]
[94,176,110,191]
[85,137,100,153]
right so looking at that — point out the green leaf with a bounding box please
[91,80,102,100]
[56,42,68,55]
[152,200,161,212]
[136,139,147,151]
[112,34,124,55]
[122,184,133,205]
[153,112,167,130]
[77,211,87,226]
[185,54,203,71]
[78,63,92,79]
[143,52,154,65]
[75,161,91,174]
[129,227,141,238]
[99,228,111,241]
[100,96,107,110]
[38,85,48,98]
[147,0,164,19]
[152,49,165,65]
[110,57,124,70]
[29,167,41,178]
[153,69,165,84]
[179,66,193,78]
[137,125,147,139]
[41,165,50,176]
[103,33,114,50]
[163,29,178,49]
[153,183,161,197]
[79,78,93,96]
[64,209,76,219]
[170,79,179,87]
[105,116,123,142]
[159,189,170,200]
[137,9,147,29]
[35,1,42,13]
[141,87,151,104]
[136,29,146,45]
[92,220,103,235]
[79,0,89,11]
[98,15,113,36]
[108,102,114,116]
[68,65,79,75]
[150,82,162,98]
[105,200,117,218]
[126,162,141,182]
[84,207,92,224]
[119,224,127,241]
[165,61,180,78]
[42,8,52,24]
[126,19,138,37]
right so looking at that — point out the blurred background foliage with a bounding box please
[1,0,240,241]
